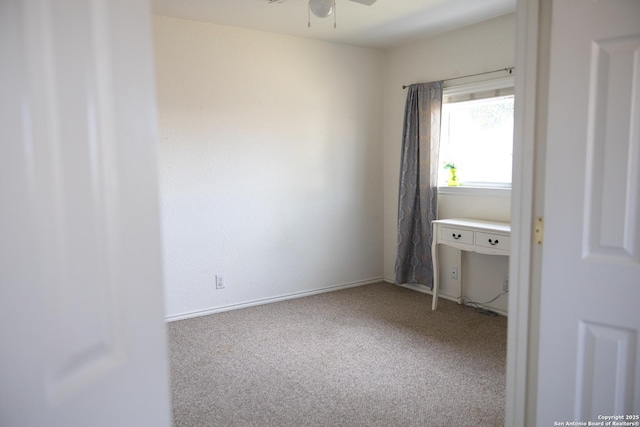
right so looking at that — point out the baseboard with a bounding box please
[165,277,384,322]
[398,282,508,317]
[384,279,464,304]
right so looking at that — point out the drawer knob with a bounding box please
[488,239,499,246]
[452,233,462,240]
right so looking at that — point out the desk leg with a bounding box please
[457,249,463,304]
[431,228,439,310]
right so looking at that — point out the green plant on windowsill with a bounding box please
[444,163,460,187]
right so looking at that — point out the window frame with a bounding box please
[439,76,516,191]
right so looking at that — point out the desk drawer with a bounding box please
[441,227,474,245]
[475,232,510,251]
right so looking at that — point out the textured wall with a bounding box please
[154,17,384,319]
[383,14,516,313]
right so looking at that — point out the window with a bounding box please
[438,77,515,188]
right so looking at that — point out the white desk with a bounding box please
[431,218,511,310]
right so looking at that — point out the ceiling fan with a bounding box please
[268,0,378,28]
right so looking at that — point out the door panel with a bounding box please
[575,321,636,417]
[584,34,640,264]
[537,0,640,423]
[0,1,171,426]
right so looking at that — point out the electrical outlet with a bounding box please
[503,277,509,292]
[216,275,225,289]
[451,266,458,280]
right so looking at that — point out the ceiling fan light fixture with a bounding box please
[309,0,335,18]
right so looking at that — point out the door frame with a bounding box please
[506,0,549,425]
[140,2,546,424]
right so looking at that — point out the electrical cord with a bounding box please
[460,291,508,316]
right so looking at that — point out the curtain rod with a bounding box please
[402,67,514,89]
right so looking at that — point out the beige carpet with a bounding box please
[168,282,507,426]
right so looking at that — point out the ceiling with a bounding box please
[151,0,516,48]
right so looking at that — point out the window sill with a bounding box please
[437,186,512,198]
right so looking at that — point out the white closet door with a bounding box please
[0,1,171,426]
[536,0,640,423]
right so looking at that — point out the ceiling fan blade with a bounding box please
[347,0,377,5]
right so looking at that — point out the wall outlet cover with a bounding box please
[216,275,225,289]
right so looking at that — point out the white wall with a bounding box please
[154,17,384,319]
[383,14,516,313]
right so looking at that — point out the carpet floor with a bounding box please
[168,282,507,426]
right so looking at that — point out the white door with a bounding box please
[0,1,171,426]
[536,0,640,423]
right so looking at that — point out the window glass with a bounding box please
[439,94,514,187]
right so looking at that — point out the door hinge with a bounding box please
[535,217,543,245]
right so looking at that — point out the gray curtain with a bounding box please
[394,81,443,287]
